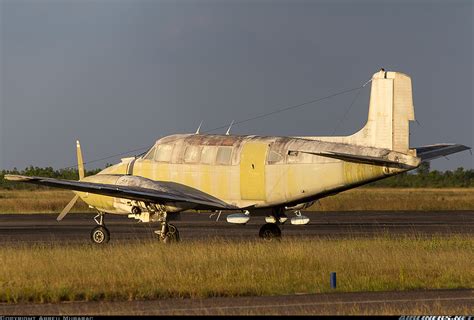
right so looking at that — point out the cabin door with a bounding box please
[240,142,268,200]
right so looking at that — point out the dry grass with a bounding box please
[240,304,474,316]
[331,303,473,316]
[0,188,473,213]
[0,190,93,213]
[310,188,474,211]
[203,302,474,316]
[0,236,472,303]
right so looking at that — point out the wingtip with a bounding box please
[4,174,33,182]
[453,144,471,152]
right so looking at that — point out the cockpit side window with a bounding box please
[154,144,174,162]
[143,146,156,160]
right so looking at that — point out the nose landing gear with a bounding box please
[91,225,110,244]
[91,213,110,244]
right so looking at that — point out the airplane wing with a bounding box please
[414,144,471,161]
[4,174,237,210]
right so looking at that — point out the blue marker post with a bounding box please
[330,272,337,289]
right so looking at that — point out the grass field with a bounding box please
[0,188,473,213]
[0,190,93,213]
[0,236,472,304]
[310,188,474,211]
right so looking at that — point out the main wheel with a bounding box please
[159,223,180,244]
[91,226,110,244]
[259,223,282,241]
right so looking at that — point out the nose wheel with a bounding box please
[259,223,282,241]
[90,212,110,244]
[91,225,110,244]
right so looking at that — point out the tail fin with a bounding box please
[358,70,415,153]
[76,140,85,179]
[314,70,416,155]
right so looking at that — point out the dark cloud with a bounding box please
[0,0,472,170]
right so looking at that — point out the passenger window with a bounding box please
[300,152,313,163]
[201,146,217,164]
[143,146,156,160]
[267,150,283,164]
[184,145,201,163]
[311,154,322,163]
[154,144,174,162]
[287,151,300,163]
[216,147,232,165]
[287,151,312,163]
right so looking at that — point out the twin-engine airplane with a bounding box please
[5,70,470,244]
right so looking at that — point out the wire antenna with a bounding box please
[61,81,367,170]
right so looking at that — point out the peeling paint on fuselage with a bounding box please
[77,134,414,214]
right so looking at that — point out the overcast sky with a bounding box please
[0,0,472,171]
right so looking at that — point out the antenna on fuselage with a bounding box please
[195,120,203,134]
[225,120,234,136]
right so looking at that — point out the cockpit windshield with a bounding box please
[143,146,156,160]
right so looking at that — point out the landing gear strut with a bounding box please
[91,213,110,244]
[156,223,180,243]
[259,223,282,241]
[150,206,180,244]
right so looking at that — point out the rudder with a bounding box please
[314,70,416,155]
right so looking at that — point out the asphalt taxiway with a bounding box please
[0,210,472,244]
[0,289,472,315]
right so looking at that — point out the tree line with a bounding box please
[368,162,473,188]
[0,166,102,190]
[0,162,473,189]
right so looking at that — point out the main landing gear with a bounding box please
[151,208,180,244]
[259,223,282,241]
[258,207,286,241]
[91,213,110,244]
[155,223,180,243]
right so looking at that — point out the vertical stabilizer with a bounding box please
[310,70,416,155]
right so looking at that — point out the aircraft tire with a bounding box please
[160,223,180,244]
[259,223,282,241]
[91,226,110,244]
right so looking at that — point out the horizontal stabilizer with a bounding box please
[297,151,417,168]
[415,144,471,161]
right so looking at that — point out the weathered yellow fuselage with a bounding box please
[76,71,425,215]
[77,134,412,215]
